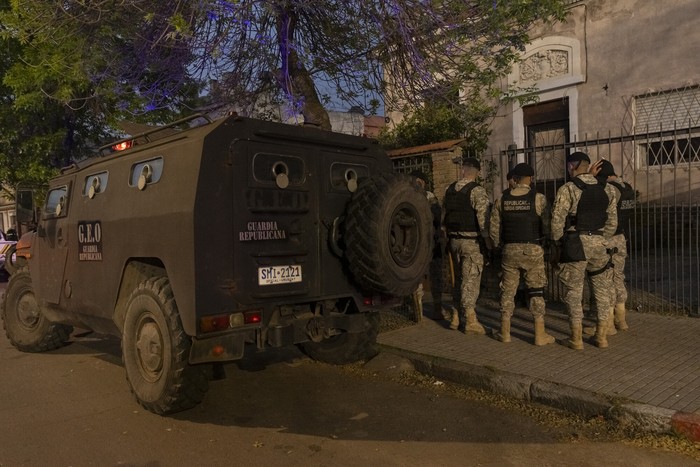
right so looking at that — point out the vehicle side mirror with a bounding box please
[16,189,35,224]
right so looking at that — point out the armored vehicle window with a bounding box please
[83,171,109,198]
[330,162,369,192]
[44,186,68,218]
[129,157,163,190]
[252,153,306,186]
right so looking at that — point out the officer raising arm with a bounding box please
[551,151,617,350]
[443,157,492,334]
[591,160,635,333]
[490,163,555,346]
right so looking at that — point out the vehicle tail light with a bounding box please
[244,311,262,324]
[200,310,263,333]
[200,315,230,333]
[363,296,379,306]
[363,295,400,307]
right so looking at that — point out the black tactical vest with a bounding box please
[570,177,608,232]
[610,180,635,236]
[501,189,541,244]
[444,182,478,233]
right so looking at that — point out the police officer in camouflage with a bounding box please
[490,163,555,346]
[552,151,618,350]
[594,160,635,333]
[443,157,492,334]
[411,170,446,321]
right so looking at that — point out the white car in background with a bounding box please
[0,230,17,280]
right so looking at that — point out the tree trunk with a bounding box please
[275,6,331,130]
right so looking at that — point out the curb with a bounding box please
[378,344,700,442]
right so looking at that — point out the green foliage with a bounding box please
[0,0,201,189]
[378,102,492,157]
[0,0,569,190]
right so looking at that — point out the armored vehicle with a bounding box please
[2,114,433,414]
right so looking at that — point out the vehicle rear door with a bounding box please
[232,140,320,302]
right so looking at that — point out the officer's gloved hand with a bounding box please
[483,236,495,251]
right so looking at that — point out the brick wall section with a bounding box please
[430,149,461,201]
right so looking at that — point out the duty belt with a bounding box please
[448,233,478,240]
[576,230,604,236]
[503,239,543,245]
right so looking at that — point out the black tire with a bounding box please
[121,276,208,415]
[300,312,380,364]
[1,267,72,352]
[3,244,17,276]
[345,173,433,296]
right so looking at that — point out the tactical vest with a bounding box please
[570,177,608,232]
[444,182,479,233]
[501,189,542,244]
[610,180,636,235]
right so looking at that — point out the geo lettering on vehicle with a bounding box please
[239,221,288,241]
[78,220,103,261]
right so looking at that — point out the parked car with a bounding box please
[0,236,17,281]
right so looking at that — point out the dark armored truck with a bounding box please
[2,114,433,414]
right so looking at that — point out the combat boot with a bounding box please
[564,322,584,350]
[606,306,617,336]
[495,317,511,343]
[593,319,609,348]
[439,305,452,321]
[432,299,446,321]
[411,291,423,322]
[449,309,460,330]
[534,316,555,346]
[583,307,616,336]
[614,302,629,331]
[464,308,486,335]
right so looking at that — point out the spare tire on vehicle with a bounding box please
[344,173,434,297]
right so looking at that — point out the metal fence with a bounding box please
[482,126,700,316]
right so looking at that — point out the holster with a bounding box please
[560,231,586,263]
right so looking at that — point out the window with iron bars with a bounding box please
[640,134,700,167]
[636,86,700,167]
[392,155,433,186]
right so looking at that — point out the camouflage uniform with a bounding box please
[552,173,618,347]
[603,176,635,332]
[414,190,445,320]
[607,233,628,304]
[607,177,634,306]
[490,184,550,319]
[444,179,490,329]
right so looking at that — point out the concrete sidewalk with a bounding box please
[377,302,700,441]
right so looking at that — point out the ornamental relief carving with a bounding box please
[520,49,569,83]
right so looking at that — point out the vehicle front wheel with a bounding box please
[121,276,208,415]
[1,268,72,352]
[300,312,379,364]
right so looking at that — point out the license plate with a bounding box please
[258,265,302,285]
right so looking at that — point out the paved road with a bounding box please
[1,325,697,466]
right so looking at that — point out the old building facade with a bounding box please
[488,0,700,203]
[386,0,700,314]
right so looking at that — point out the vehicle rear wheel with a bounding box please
[300,312,379,364]
[345,173,433,296]
[1,267,72,352]
[121,276,208,415]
